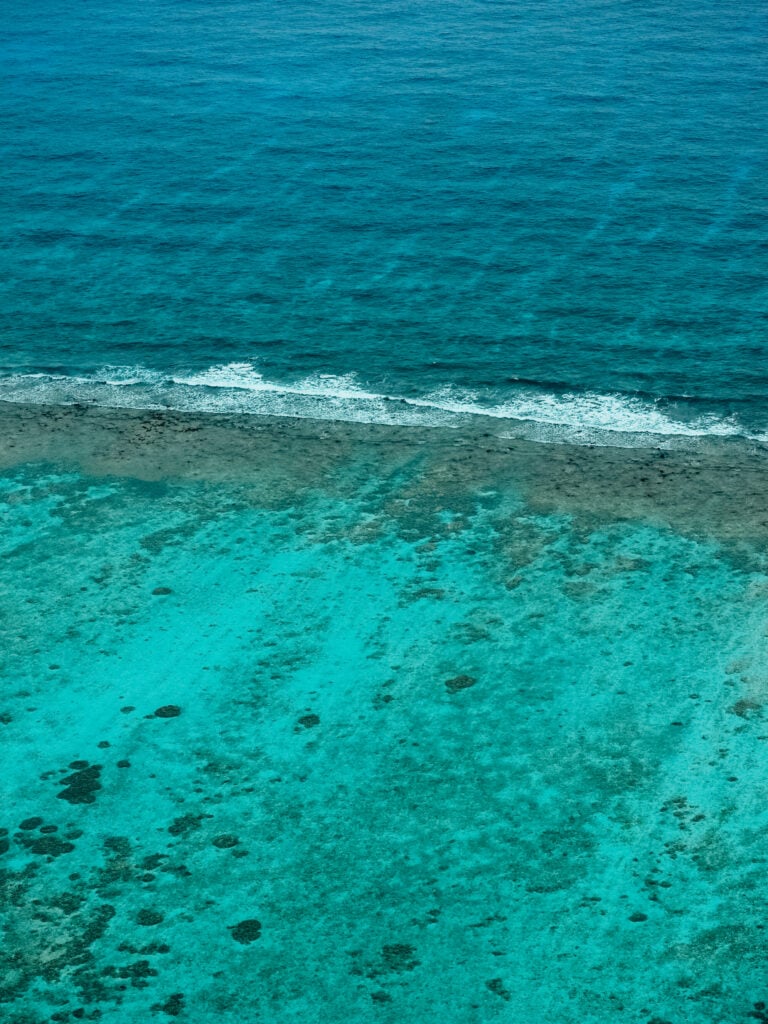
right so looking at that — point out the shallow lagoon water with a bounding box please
[2,406,768,1022]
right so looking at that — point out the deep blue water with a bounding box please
[1,0,767,435]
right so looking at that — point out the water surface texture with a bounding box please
[1,0,767,436]
[3,1,768,1021]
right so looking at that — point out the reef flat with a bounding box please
[2,403,768,1023]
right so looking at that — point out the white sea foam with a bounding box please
[0,362,760,448]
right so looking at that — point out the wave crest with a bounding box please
[0,363,758,448]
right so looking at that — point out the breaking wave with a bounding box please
[0,362,760,448]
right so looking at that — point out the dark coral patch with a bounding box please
[102,959,158,988]
[152,992,185,1016]
[57,763,102,805]
[27,835,76,858]
[168,814,204,837]
[16,829,74,857]
[19,816,44,830]
[154,705,182,718]
[212,834,239,849]
[229,919,262,944]
[296,713,320,730]
[382,943,420,972]
[486,978,511,1001]
[137,908,164,926]
[445,674,477,694]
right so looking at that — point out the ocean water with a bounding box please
[3,405,768,1022]
[1,0,767,439]
[3,2,768,1022]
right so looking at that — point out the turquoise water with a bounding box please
[1,0,767,437]
[2,408,768,1021]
